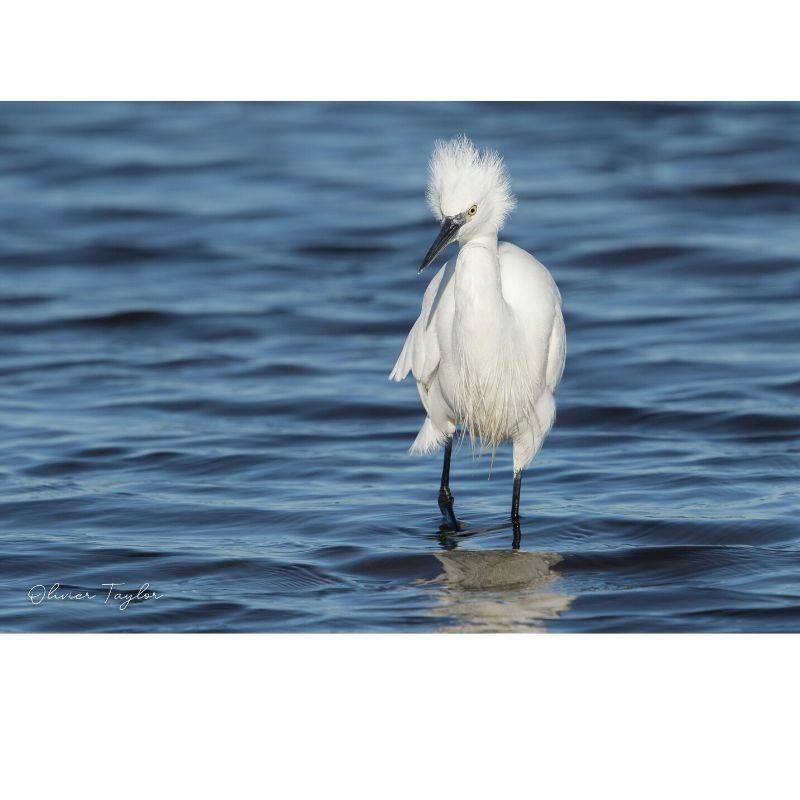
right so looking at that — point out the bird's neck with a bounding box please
[454,235,504,316]
[457,232,498,251]
[456,234,500,278]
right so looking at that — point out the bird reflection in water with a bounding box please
[429,522,574,632]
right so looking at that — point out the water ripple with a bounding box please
[1,101,799,631]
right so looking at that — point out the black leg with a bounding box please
[437,437,458,530]
[511,470,522,522]
[511,518,522,550]
[510,471,523,548]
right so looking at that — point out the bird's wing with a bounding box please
[545,300,566,392]
[498,241,566,392]
[389,259,455,387]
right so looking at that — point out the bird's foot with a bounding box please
[438,491,460,532]
[511,517,522,550]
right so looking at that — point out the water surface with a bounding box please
[1,102,799,631]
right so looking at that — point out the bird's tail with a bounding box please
[409,417,448,455]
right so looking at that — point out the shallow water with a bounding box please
[1,101,799,632]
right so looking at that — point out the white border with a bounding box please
[1,1,798,99]
[5,634,800,798]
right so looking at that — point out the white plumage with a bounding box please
[390,136,565,526]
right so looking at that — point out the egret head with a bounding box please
[419,135,516,272]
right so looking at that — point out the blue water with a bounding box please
[1,102,799,632]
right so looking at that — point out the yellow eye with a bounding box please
[467,205,478,217]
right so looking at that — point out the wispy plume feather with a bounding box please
[426,134,516,231]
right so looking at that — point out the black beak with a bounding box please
[418,214,464,273]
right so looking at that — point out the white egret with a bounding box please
[390,135,566,532]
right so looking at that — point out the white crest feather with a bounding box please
[426,134,516,233]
